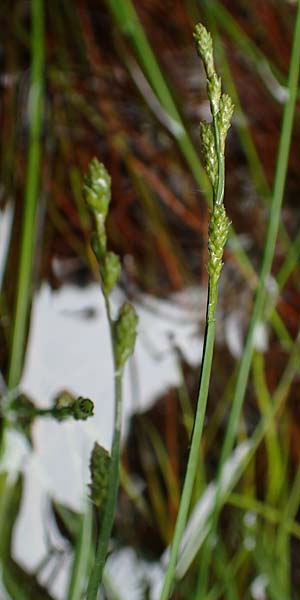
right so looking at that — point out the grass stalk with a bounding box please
[7,0,44,390]
[252,352,283,503]
[160,24,233,599]
[83,159,138,599]
[160,320,216,600]
[197,2,300,593]
[175,329,300,586]
[86,364,123,599]
[228,492,300,539]
[67,501,93,600]
[275,465,300,597]
[84,288,124,600]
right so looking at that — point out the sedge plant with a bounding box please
[82,159,138,599]
[160,23,234,600]
[196,2,300,596]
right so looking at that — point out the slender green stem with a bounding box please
[228,492,300,538]
[86,366,122,600]
[276,230,300,290]
[275,465,300,598]
[7,0,44,391]
[160,23,233,598]
[83,158,137,598]
[252,352,282,504]
[67,501,93,600]
[197,2,300,594]
[86,295,123,599]
[160,297,216,600]
[177,328,300,591]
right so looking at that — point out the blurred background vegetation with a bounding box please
[1,1,300,599]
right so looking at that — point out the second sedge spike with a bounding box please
[84,158,111,219]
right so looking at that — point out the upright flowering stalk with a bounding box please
[84,159,138,599]
[160,24,234,599]
[194,23,233,320]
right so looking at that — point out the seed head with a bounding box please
[83,158,111,220]
[101,251,121,296]
[89,442,111,508]
[193,23,215,79]
[114,302,138,370]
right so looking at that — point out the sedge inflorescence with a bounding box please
[194,23,234,319]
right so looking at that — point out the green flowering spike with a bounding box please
[72,397,94,421]
[83,158,111,220]
[207,73,222,116]
[101,251,121,296]
[114,302,138,370]
[199,122,218,187]
[84,159,112,260]
[193,23,214,79]
[217,94,235,152]
[208,204,231,288]
[89,442,111,508]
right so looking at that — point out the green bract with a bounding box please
[114,302,138,370]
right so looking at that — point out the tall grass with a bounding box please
[160,23,234,599]
[197,2,300,595]
[7,0,44,391]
